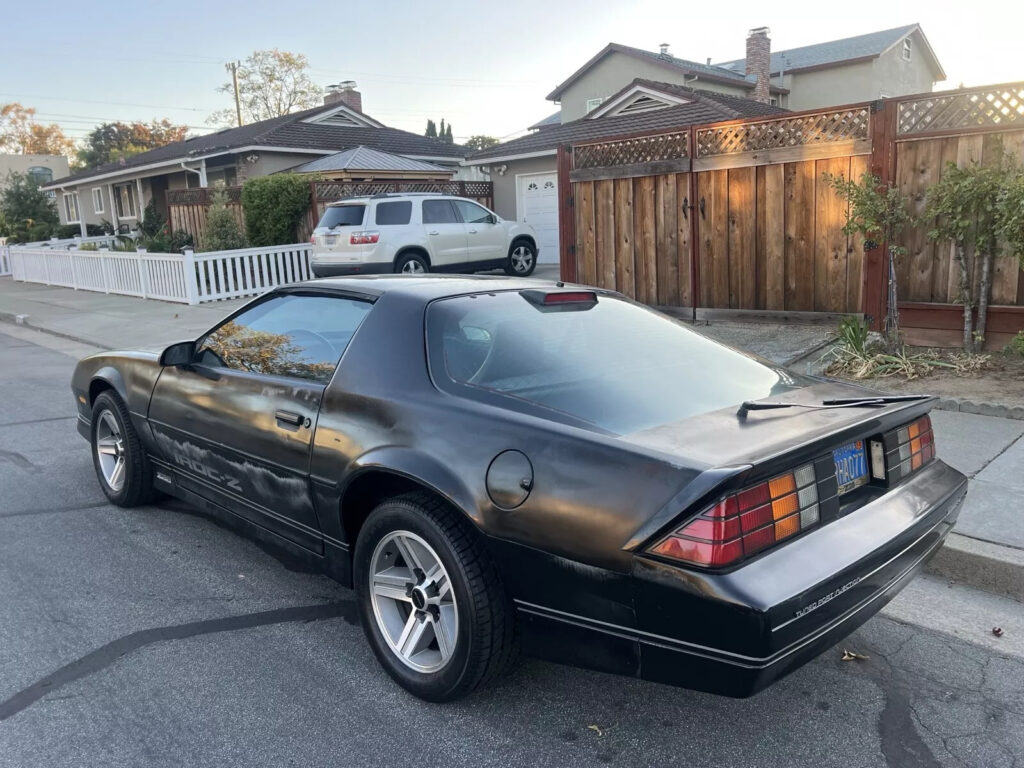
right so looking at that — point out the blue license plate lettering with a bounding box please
[833,441,868,494]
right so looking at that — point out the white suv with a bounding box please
[310,194,540,277]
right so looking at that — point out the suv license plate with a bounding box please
[833,440,868,494]
[324,235,337,245]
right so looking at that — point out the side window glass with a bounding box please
[453,200,492,224]
[422,199,458,224]
[375,200,412,225]
[198,294,373,384]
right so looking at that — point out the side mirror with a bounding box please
[488,214,499,225]
[160,340,196,367]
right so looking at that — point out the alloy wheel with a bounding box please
[401,260,426,274]
[510,245,534,273]
[95,409,127,492]
[369,530,458,673]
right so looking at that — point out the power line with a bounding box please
[0,93,209,112]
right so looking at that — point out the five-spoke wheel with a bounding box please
[90,390,156,507]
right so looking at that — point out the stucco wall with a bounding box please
[488,155,557,220]
[558,52,750,121]
[0,153,70,186]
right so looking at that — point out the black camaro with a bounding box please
[71,276,968,701]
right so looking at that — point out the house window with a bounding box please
[91,188,105,214]
[114,183,137,219]
[902,39,912,61]
[63,192,80,223]
[26,166,53,185]
[769,97,779,106]
[585,97,604,113]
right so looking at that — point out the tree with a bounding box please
[209,50,323,126]
[464,135,499,151]
[77,120,189,169]
[824,170,913,350]
[0,172,59,242]
[203,191,246,251]
[925,150,1024,352]
[424,119,437,138]
[0,103,74,156]
[424,119,453,143]
[443,123,453,144]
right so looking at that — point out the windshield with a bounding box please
[318,204,366,229]
[427,292,810,434]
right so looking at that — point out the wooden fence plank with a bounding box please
[656,174,679,305]
[595,179,616,290]
[707,170,730,307]
[636,176,658,303]
[763,164,786,310]
[929,137,960,302]
[815,156,851,312]
[909,139,942,300]
[675,173,692,306]
[614,178,635,298]
[577,181,596,286]
[846,154,869,312]
[697,171,713,306]
[755,167,766,309]
[785,161,815,310]
[893,141,918,297]
[728,167,756,309]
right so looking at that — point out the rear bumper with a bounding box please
[514,460,967,697]
[310,262,392,277]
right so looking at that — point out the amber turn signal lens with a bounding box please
[768,474,796,498]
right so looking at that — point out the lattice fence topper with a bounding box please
[312,180,492,202]
[898,84,1024,135]
[573,131,689,169]
[696,108,871,157]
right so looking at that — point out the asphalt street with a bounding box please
[1,328,1022,768]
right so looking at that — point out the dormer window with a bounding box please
[902,38,912,61]
[586,97,604,113]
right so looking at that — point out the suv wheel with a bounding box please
[395,252,430,274]
[505,241,537,277]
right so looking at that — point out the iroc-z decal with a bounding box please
[173,454,242,492]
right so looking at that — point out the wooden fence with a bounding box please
[560,82,1024,346]
[167,187,245,251]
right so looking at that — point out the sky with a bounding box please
[1,0,1021,148]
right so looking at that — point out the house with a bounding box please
[287,145,455,182]
[466,24,945,262]
[41,83,467,236]
[465,79,786,262]
[0,153,70,189]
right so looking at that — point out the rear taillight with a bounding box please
[310,235,317,245]
[350,231,380,245]
[648,463,819,568]
[879,414,934,483]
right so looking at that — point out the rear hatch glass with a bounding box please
[427,291,813,434]
[318,204,366,229]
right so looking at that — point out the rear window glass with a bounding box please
[427,292,809,434]
[375,200,412,226]
[422,199,458,224]
[319,205,365,229]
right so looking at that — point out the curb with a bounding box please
[926,532,1024,602]
[932,397,1024,421]
[0,311,105,350]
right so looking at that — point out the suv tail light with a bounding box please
[649,463,819,568]
[350,231,380,245]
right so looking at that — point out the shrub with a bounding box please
[203,191,246,251]
[0,172,59,242]
[55,224,82,239]
[1005,331,1024,357]
[140,222,193,253]
[138,199,166,239]
[241,174,310,247]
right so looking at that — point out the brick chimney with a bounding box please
[324,81,363,112]
[745,27,771,104]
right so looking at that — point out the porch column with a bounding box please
[107,184,119,233]
[199,158,208,188]
[136,178,145,226]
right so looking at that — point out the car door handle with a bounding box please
[468,229,478,234]
[275,409,304,427]
[428,230,439,236]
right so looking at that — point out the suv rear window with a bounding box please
[427,292,809,434]
[319,205,365,229]
[375,200,412,226]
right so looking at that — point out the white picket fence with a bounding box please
[7,243,313,304]
[0,244,11,277]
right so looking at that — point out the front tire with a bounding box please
[504,240,537,276]
[395,252,430,275]
[354,493,516,701]
[90,390,156,507]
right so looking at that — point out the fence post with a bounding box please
[556,144,577,283]
[136,247,149,299]
[69,249,79,290]
[862,99,898,331]
[43,250,51,285]
[182,249,200,305]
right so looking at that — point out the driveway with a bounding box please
[1,329,1022,768]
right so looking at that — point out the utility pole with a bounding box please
[227,61,243,127]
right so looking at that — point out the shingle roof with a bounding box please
[289,146,450,174]
[468,79,787,162]
[546,43,784,101]
[45,105,465,188]
[717,24,933,75]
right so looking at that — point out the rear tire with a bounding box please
[354,493,517,701]
[90,391,157,507]
[395,252,430,275]
[504,240,537,276]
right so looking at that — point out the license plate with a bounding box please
[833,440,868,494]
[324,235,337,245]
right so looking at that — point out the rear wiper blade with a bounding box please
[737,394,928,419]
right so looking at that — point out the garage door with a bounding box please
[519,173,559,264]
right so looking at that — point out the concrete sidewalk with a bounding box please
[1,275,1020,598]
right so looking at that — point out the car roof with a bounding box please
[290,274,571,301]
[326,193,479,207]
